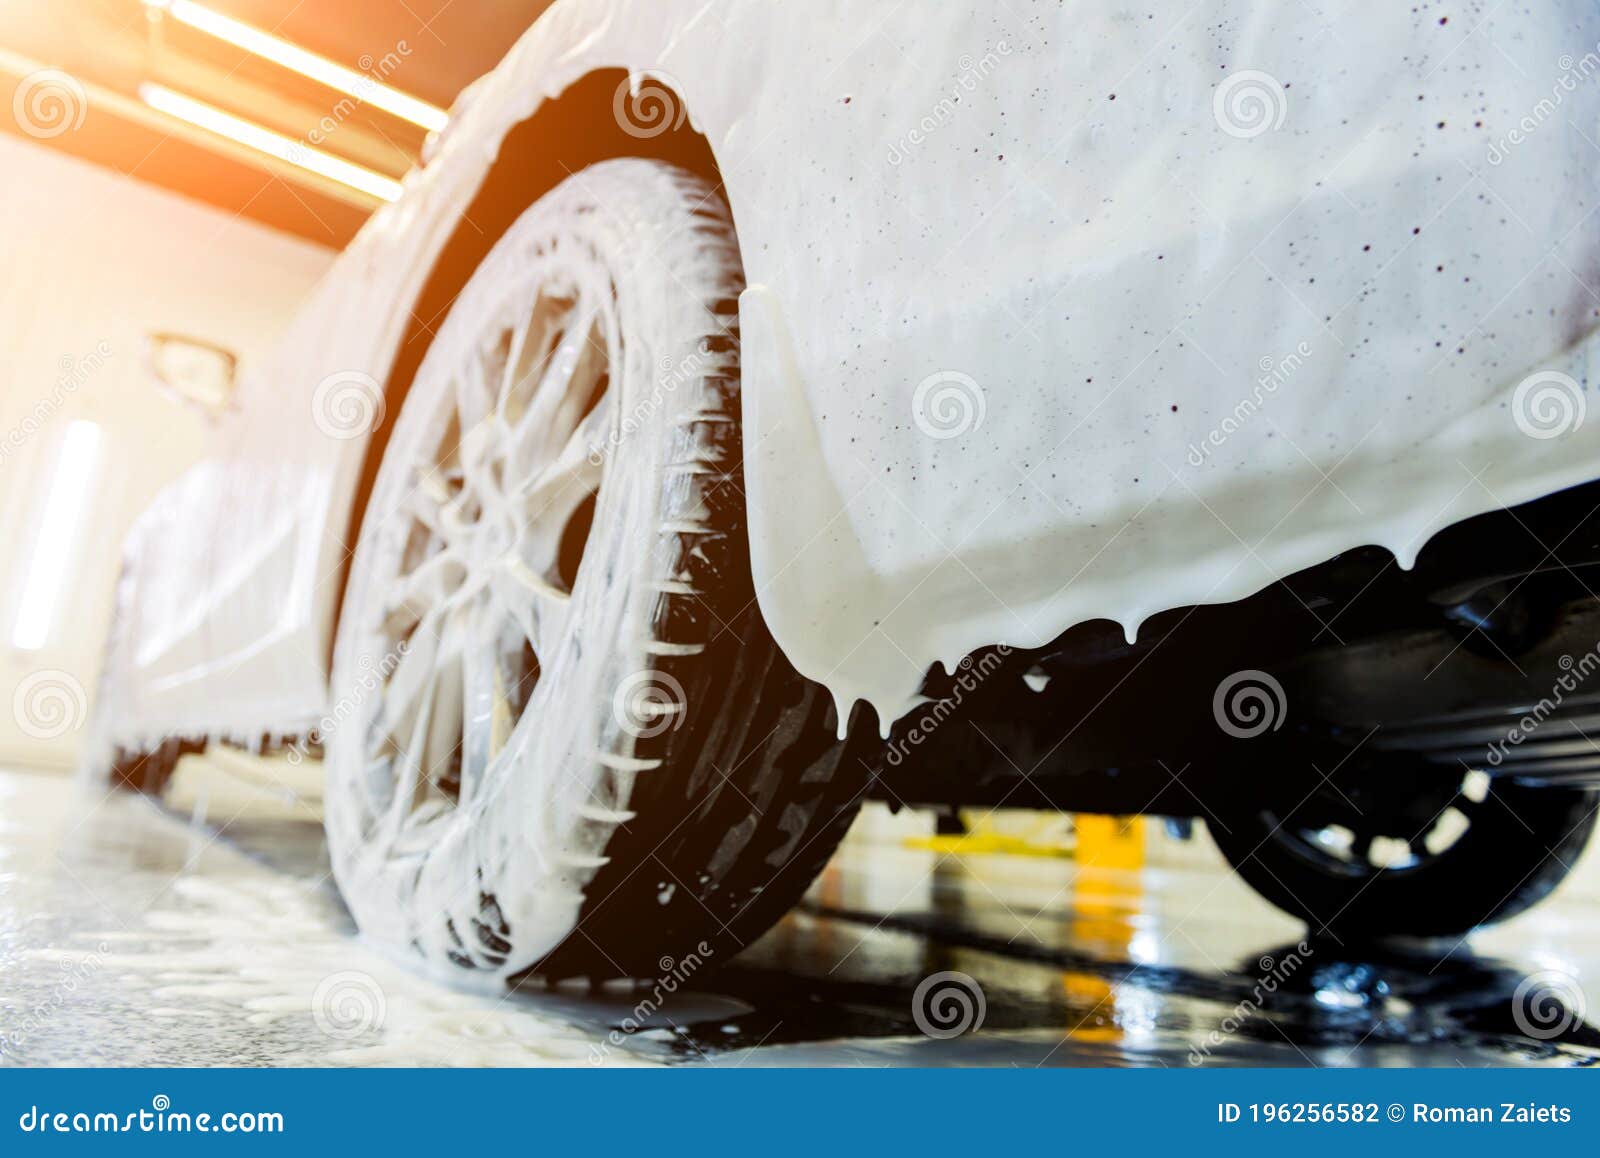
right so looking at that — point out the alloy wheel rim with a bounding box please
[1265,768,1491,878]
[351,276,618,854]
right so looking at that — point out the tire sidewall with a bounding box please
[1210,782,1598,937]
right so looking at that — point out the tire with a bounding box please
[94,565,204,795]
[1210,774,1597,938]
[326,159,871,982]
[109,738,188,795]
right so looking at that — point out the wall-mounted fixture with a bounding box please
[145,331,239,419]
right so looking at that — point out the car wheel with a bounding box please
[1209,763,1597,938]
[327,159,871,981]
[109,738,190,794]
[92,563,205,795]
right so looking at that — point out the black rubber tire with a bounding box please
[109,739,187,795]
[529,175,876,980]
[100,585,204,797]
[537,636,877,981]
[94,561,201,796]
[1210,779,1597,938]
[528,355,877,980]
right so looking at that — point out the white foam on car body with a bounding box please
[94,2,1600,755]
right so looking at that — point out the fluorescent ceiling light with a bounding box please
[13,421,103,651]
[148,0,448,132]
[140,83,404,202]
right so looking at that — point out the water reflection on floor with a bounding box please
[1,763,1596,1067]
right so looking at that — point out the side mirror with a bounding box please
[145,332,239,420]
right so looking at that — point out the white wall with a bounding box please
[0,134,334,767]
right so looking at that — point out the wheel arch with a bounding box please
[331,68,729,649]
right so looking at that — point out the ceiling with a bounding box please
[0,0,555,246]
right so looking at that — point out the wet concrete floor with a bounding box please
[2,761,1596,1067]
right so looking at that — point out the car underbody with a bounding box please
[874,477,1600,816]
